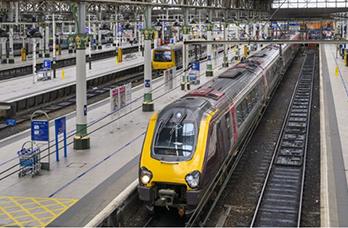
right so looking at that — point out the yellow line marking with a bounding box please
[30,198,57,217]
[50,198,69,209]
[0,207,23,227]
[7,197,45,227]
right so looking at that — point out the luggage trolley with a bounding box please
[17,142,41,177]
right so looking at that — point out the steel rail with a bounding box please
[250,51,315,227]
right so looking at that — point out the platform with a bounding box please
[320,44,348,227]
[0,44,114,70]
[0,49,236,227]
[0,53,143,103]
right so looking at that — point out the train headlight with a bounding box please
[185,171,200,189]
[140,167,153,185]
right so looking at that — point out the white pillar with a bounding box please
[98,24,102,49]
[39,27,44,57]
[52,14,56,60]
[15,2,19,24]
[142,6,154,112]
[32,38,37,84]
[45,24,50,57]
[74,1,90,149]
[8,26,14,63]
[93,23,97,49]
[182,8,190,90]
[88,15,92,70]
[1,38,7,63]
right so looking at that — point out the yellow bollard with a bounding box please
[243,45,249,58]
[61,68,65,80]
[21,48,27,61]
[117,47,123,63]
[335,66,339,78]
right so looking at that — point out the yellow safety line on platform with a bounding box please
[30,198,57,217]
[51,198,69,209]
[7,197,45,227]
[0,207,24,227]
[0,196,78,227]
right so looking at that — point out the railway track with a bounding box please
[250,50,316,227]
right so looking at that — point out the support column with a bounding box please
[32,38,37,83]
[8,26,14,63]
[97,24,102,49]
[68,24,73,53]
[52,14,57,79]
[38,27,44,57]
[74,2,90,150]
[206,10,214,77]
[1,38,7,64]
[142,6,154,112]
[223,19,229,68]
[88,15,92,70]
[181,8,190,90]
[92,23,97,49]
[114,8,118,47]
[45,23,50,57]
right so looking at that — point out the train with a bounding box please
[138,34,300,215]
[152,41,225,71]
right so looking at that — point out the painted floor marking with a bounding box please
[0,196,77,227]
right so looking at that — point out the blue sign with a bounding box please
[192,62,200,71]
[5,118,16,126]
[31,120,49,142]
[55,117,67,161]
[144,79,151,88]
[43,59,51,69]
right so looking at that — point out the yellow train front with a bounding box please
[138,97,213,215]
[152,44,182,70]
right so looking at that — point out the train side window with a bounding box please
[224,112,233,146]
[207,125,217,159]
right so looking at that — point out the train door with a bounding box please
[216,112,233,161]
[202,124,219,187]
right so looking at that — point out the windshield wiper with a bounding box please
[157,113,174,134]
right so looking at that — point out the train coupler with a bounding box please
[157,189,176,209]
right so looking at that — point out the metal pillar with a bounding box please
[93,23,97,49]
[142,6,154,112]
[88,15,92,70]
[38,27,43,57]
[1,38,7,64]
[181,8,190,90]
[223,21,229,68]
[45,24,50,57]
[73,1,90,150]
[15,2,19,24]
[206,10,214,77]
[114,8,118,47]
[52,14,57,78]
[32,38,37,83]
[98,25,102,49]
[8,26,14,64]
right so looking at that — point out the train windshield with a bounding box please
[153,113,196,160]
[154,50,172,62]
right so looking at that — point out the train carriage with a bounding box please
[139,36,299,215]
